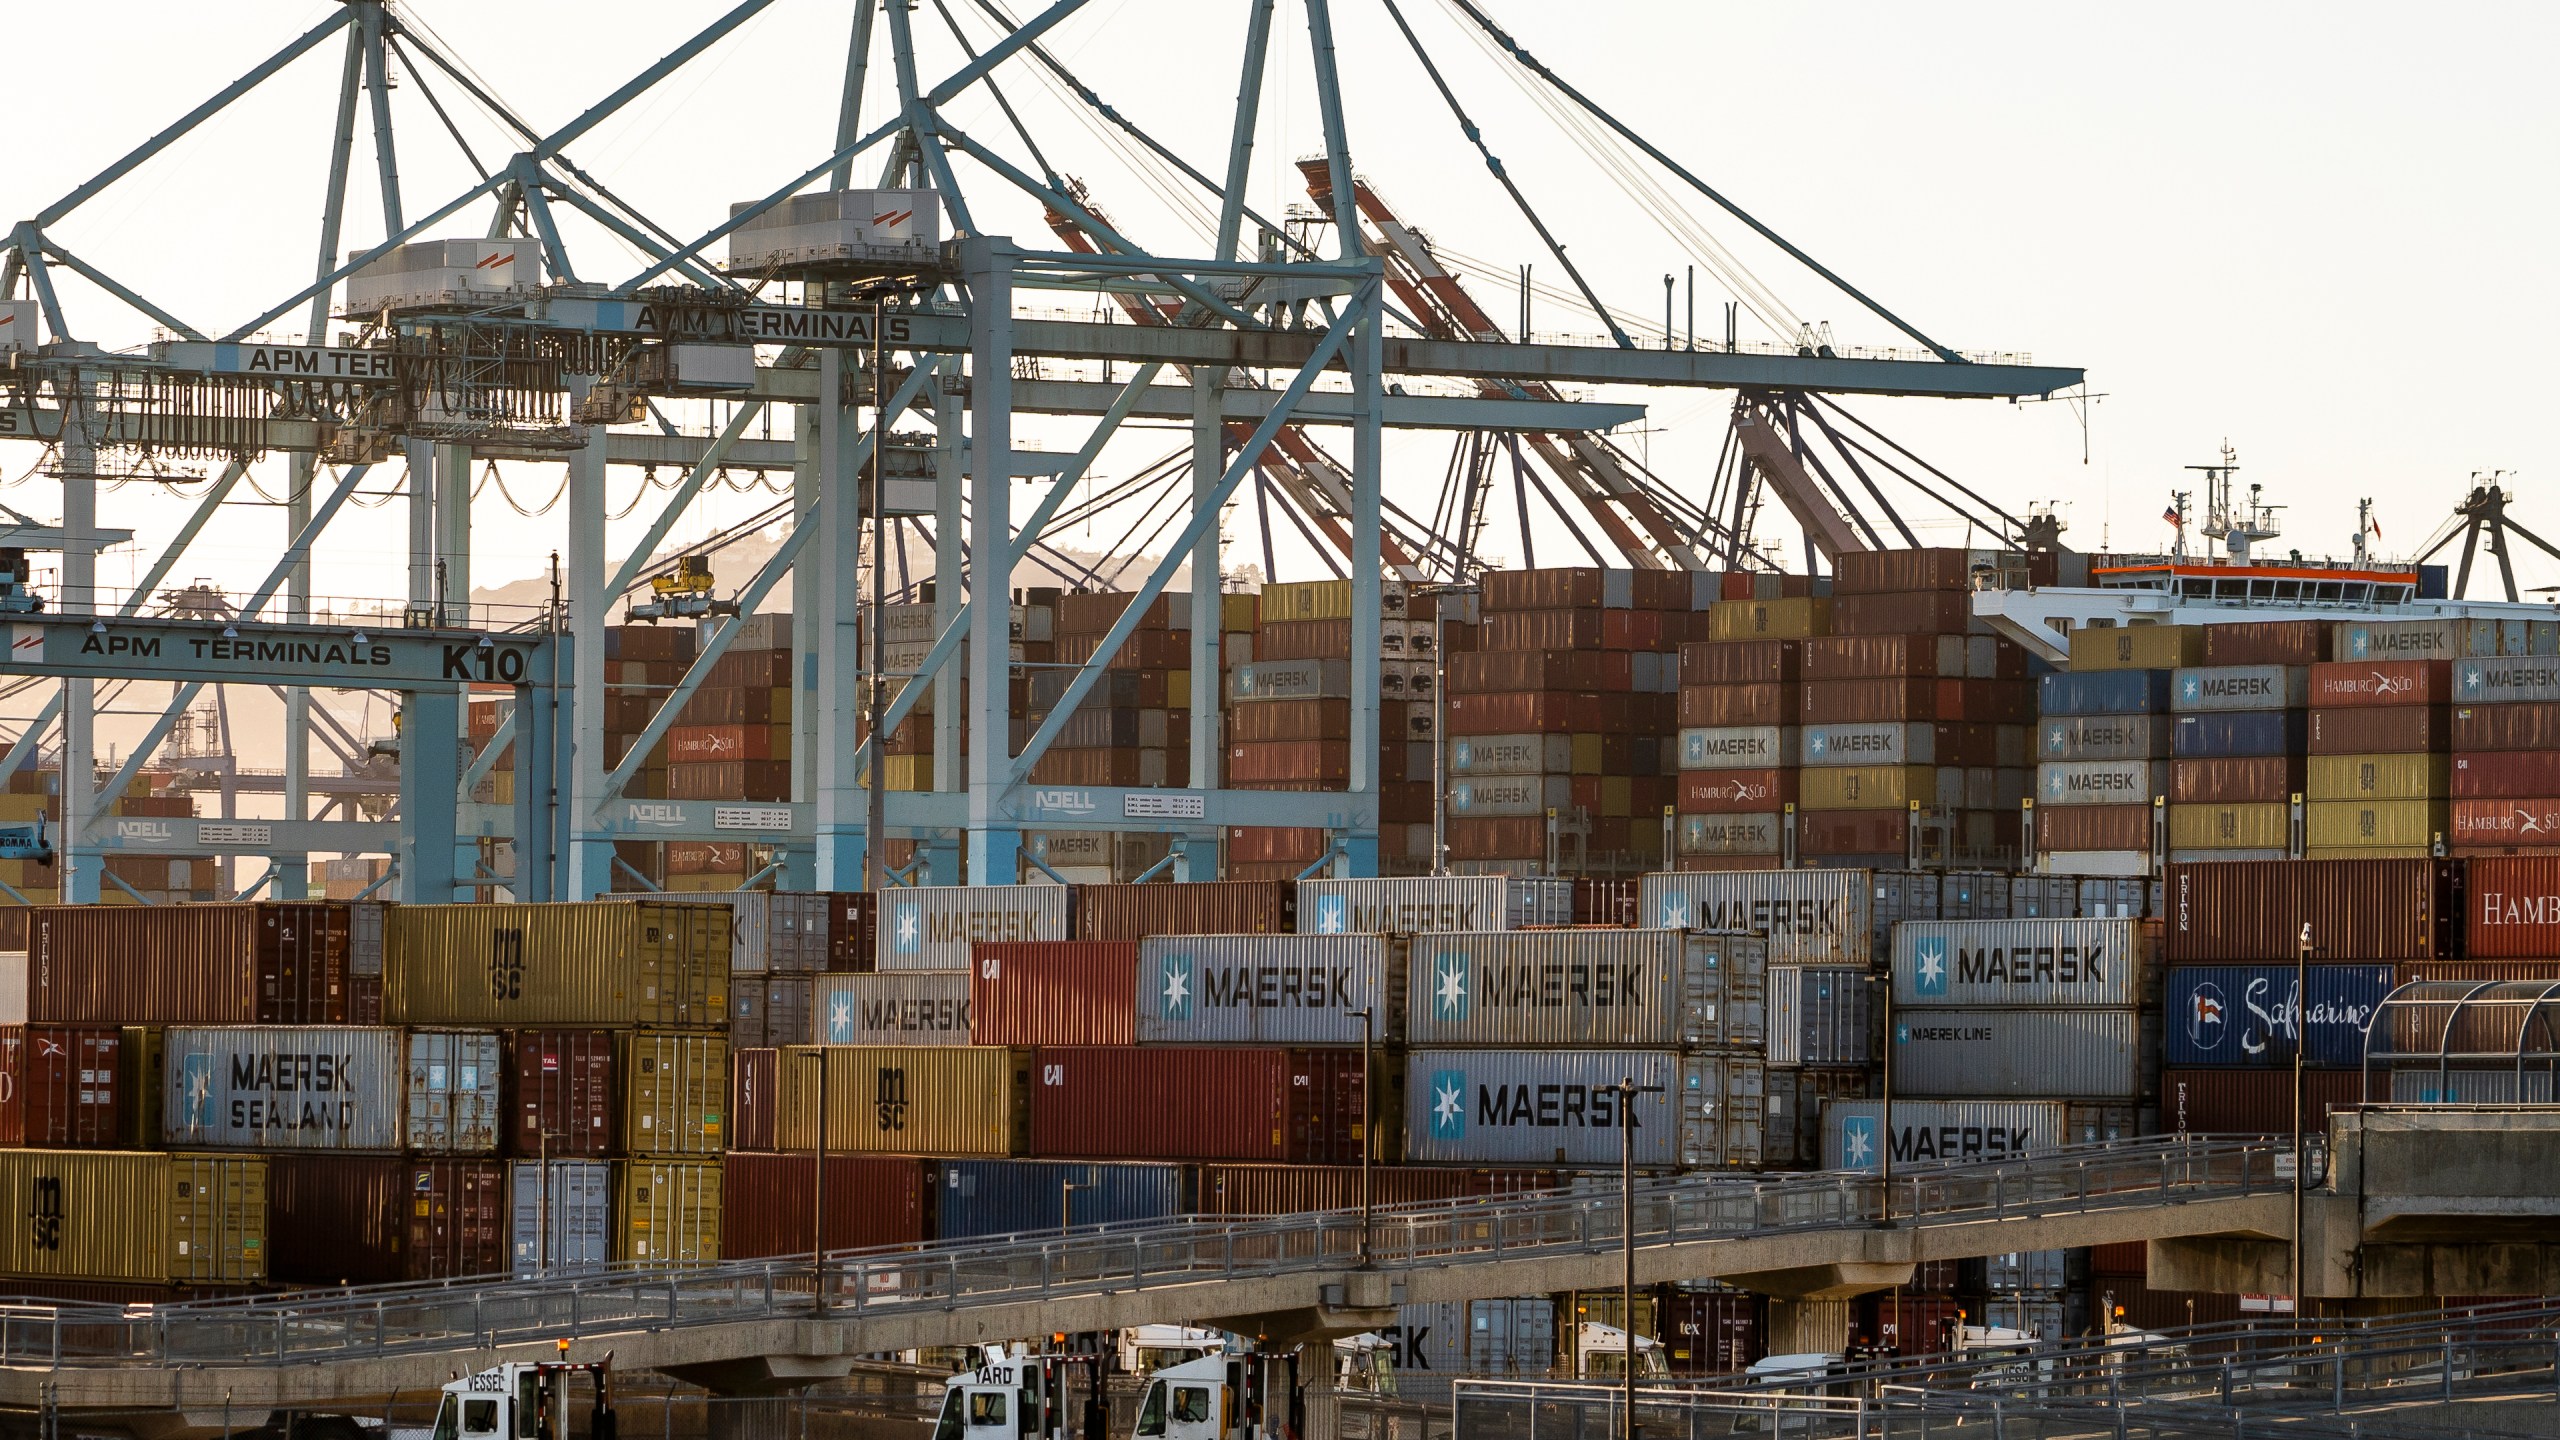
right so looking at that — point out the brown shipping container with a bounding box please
[2465,856,2560,957]
[1678,769,1797,814]
[2404,960,2560,983]
[1799,809,1909,857]
[665,725,787,764]
[676,687,789,726]
[2170,756,2304,806]
[2037,803,2154,854]
[507,1030,614,1157]
[1802,679,1936,724]
[1663,1289,1768,1376]
[730,1047,777,1152]
[1197,1164,1557,1216]
[1256,619,1356,662]
[1229,827,1331,863]
[1073,882,1293,940]
[972,942,1138,1047]
[386,900,728,1028]
[1834,548,2049,595]
[1447,817,1550,861]
[2163,858,2457,962]
[1230,699,1351,743]
[1449,650,1636,694]
[1679,640,1799,687]
[1450,692,1609,735]
[2309,706,2449,754]
[2453,702,2560,752]
[1030,1047,1369,1164]
[266,1155,506,1284]
[2089,1241,2147,1277]
[1056,590,1183,637]
[828,893,877,972]
[1228,742,1348,785]
[1802,635,1961,681]
[1829,591,1972,636]
[2310,659,2452,707]
[2203,620,2330,668]
[777,1045,1032,1156]
[31,903,348,1026]
[0,1028,120,1147]
[1480,609,1668,653]
[2450,798,2560,849]
[2158,1070,2366,1135]
[668,759,792,801]
[704,648,790,689]
[720,1152,931,1258]
[2455,752,2560,798]
[1678,685,1796,729]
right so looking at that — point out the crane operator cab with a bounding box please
[1132,1350,1302,1440]
[429,1357,616,1440]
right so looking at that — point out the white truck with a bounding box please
[936,1344,1300,1440]
[1572,1321,1670,1380]
[424,1358,617,1440]
[933,1346,1108,1440]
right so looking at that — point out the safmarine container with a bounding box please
[403,1030,502,1154]
[2160,964,2393,1068]
[1136,934,1399,1046]
[2172,666,2309,712]
[934,1159,1194,1238]
[31,903,349,1025]
[1636,869,1872,966]
[162,1026,401,1152]
[875,885,1070,969]
[1072,881,1294,939]
[387,900,728,1028]
[1405,929,1764,1049]
[1891,919,2154,1009]
[2164,858,2457,961]
[614,1158,719,1263]
[1818,1099,2105,1171]
[1298,876,1572,935]
[1029,1047,1367,1163]
[1766,968,1875,1068]
[616,1032,725,1156]
[729,892,831,973]
[2039,715,2168,761]
[1890,1010,2157,1099]
[0,1151,267,1283]
[717,1153,930,1259]
[776,1045,1032,1156]
[817,971,972,1045]
[0,1027,120,1147]
[1405,1048,1762,1169]
[510,1158,613,1275]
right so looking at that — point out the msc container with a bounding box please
[402,1030,502,1154]
[2467,857,2560,957]
[509,1158,613,1276]
[2304,800,2446,850]
[1404,929,1764,1049]
[1819,1099,2132,1170]
[1766,968,1875,1068]
[816,971,973,1045]
[1029,1047,1366,1164]
[718,1153,930,1259]
[1890,919,2155,1009]
[2037,760,2166,807]
[2173,711,2307,758]
[2158,1069,2370,1135]
[1637,869,1872,966]
[1406,1048,1761,1169]
[2163,859,2456,961]
[506,1019,611,1153]
[1195,1164,1558,1216]
[1136,934,1401,1046]
[0,1027,120,1147]
[1677,727,1798,770]
[614,1158,720,1264]
[2172,666,2308,712]
[266,1155,505,1285]
[0,1151,266,1283]
[875,885,1070,969]
[2039,714,2168,762]
[2160,964,2394,1068]
[162,1025,402,1152]
[616,1032,726,1156]
[1072,881,1294,939]
[386,900,728,1029]
[730,892,831,973]
[2451,656,2560,705]
[2038,670,2171,717]
[2310,754,2450,801]
[31,903,349,1025]
[2067,627,2199,672]
[934,1159,1194,1238]
[1298,876,1572,935]
[776,1045,1032,1157]
[1890,1010,2156,1099]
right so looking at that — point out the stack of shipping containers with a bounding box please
[1040,592,1197,792]
[667,612,795,826]
[2450,635,2560,856]
[1228,579,1424,879]
[2305,640,2455,858]
[1671,611,1801,872]
[2168,621,2317,863]
[2036,626,2185,873]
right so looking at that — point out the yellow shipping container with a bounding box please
[614,1159,720,1264]
[2304,800,2448,850]
[0,794,48,822]
[2167,802,2289,850]
[1260,579,1352,622]
[1706,598,1830,643]
[1800,765,1938,811]
[618,1033,727,1156]
[387,900,728,1029]
[777,1045,1032,1156]
[661,874,738,894]
[0,1151,265,1283]
[1168,669,1191,710]
[2306,754,2450,802]
[1220,593,1260,633]
[2068,625,2202,671]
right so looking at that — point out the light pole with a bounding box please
[799,1048,831,1314]
[534,1129,558,1278]
[2292,921,2312,1317]
[862,291,889,896]
[1617,1075,1639,1440]
[1349,1006,1375,1264]
[1877,974,1896,1222]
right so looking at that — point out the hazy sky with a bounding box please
[5,0,2556,602]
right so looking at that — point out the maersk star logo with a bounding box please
[1807,731,1828,760]
[1914,938,1949,996]
[1453,740,1474,770]
[179,1054,214,1130]
[893,902,921,953]
[1452,782,1474,811]
[1433,953,1471,1019]
[2347,629,2370,660]
[1841,1116,1879,1172]
[1429,1070,1467,1137]
[2043,770,2065,799]
[2180,674,2201,702]
[1659,894,1689,929]
[1157,953,1195,1020]
[828,993,854,1042]
[2045,722,2066,754]
[1315,895,1348,934]
[2459,665,2482,698]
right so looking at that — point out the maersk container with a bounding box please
[2039,714,2168,762]
[1637,869,1871,966]
[0,1151,267,1283]
[2172,666,2309,713]
[509,1158,612,1276]
[163,1025,402,1152]
[1819,1099,2142,1171]
[1374,1298,1558,1388]
[875,884,1069,969]
[2453,655,2560,705]
[614,1158,720,1264]
[2160,964,2392,1069]
[1677,727,1798,771]
[349,902,385,978]
[2038,670,2171,717]
[730,892,831,974]
[404,1030,502,1154]
[387,900,727,1029]
[777,1045,1032,1156]
[2036,760,2166,807]
[1448,775,1572,818]
[816,971,972,1045]
[2173,711,2308,759]
[1766,967,1876,1068]
[1404,1048,1762,1169]
[1404,929,1764,1050]
[1891,919,2154,1009]
[1803,722,1951,768]
[1136,934,1401,1046]
[1298,876,1572,936]
[1450,734,1574,776]
[1890,1009,2157,1099]
[933,1159,1195,1238]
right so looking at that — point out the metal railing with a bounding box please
[0,1137,2283,1370]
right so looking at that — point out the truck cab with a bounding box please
[1132,1350,1296,1440]
[934,1346,1105,1440]
[1118,1326,1227,1376]
[1331,1333,1396,1397]
[427,1359,615,1440]
[1573,1321,1670,1380]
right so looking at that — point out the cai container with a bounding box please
[509,1158,613,1276]
[776,1045,1032,1157]
[2159,963,2394,1068]
[0,1027,120,1147]
[2466,856,2560,957]
[969,943,1132,1046]
[1765,968,1876,1069]
[405,1030,503,1154]
[386,900,728,1029]
[1405,929,1764,1049]
[613,1158,720,1264]
[1072,882,1294,940]
[1890,918,2155,1009]
[31,903,349,1026]
[2163,858,2457,962]
[1637,869,1873,966]
[1890,1010,2157,1099]
[161,1025,402,1152]
[1404,1048,1763,1169]
[874,885,1070,970]
[933,1158,1195,1238]
[616,1032,726,1156]
[1135,934,1400,1046]
[716,1153,929,1260]
[0,1151,267,1284]
[1029,1047,1366,1164]
[817,971,973,1045]
[1297,876,1573,935]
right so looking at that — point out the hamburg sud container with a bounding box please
[1890,1010,2158,1099]
[935,1159,1195,1238]
[1889,919,2156,1009]
[717,1154,931,1259]
[386,900,728,1028]
[162,1026,402,1151]
[615,1158,720,1263]
[1404,929,1764,1050]
[1135,934,1399,1046]
[1404,1049,1762,1168]
[1819,1099,2139,1171]
[31,902,349,1025]
[0,1027,120,1147]
[406,1030,502,1154]
[1297,877,1572,936]
[508,1031,612,1157]
[818,971,974,1045]
[510,1158,613,1275]
[875,884,1069,969]
[777,1045,1032,1156]
[1030,1048,1366,1163]
[2160,964,2393,1068]
[2463,857,2560,958]
[0,1151,266,1283]
[1635,870,1872,966]
[971,943,1135,1046]
[2164,858,2457,961]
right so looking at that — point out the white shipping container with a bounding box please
[510,1158,612,1277]
[1450,734,1575,777]
[815,972,972,1045]
[1766,967,1876,1068]
[726,187,942,270]
[164,1026,403,1151]
[1802,723,1944,768]
[1136,934,1402,1046]
[1447,775,1571,819]
[1227,659,1352,702]
[1677,727,1799,771]
[1372,1298,1557,1396]
[1890,918,2155,1008]
[1819,1099,2074,1171]
[1637,869,1872,966]
[2172,665,2308,713]
[407,1030,504,1154]
[876,884,1070,969]
[2037,760,2167,806]
[1675,814,1782,857]
[2038,715,2169,762]
[1404,1048,1762,1168]
[2453,656,2560,705]
[1891,1009,2158,1099]
[1404,929,1764,1049]
[1299,876,1573,936]
[348,902,386,978]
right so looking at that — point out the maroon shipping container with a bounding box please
[1575,879,1642,927]
[1480,567,1690,612]
[827,892,876,972]
[1801,634,1962,681]
[2110,1286,2243,1334]
[1056,590,1183,637]
[1829,591,1972,636]
[2163,858,2457,961]
[1663,1289,1767,1376]
[1677,769,1797,814]
[1679,640,1799,687]
[0,1027,119,1147]
[2403,960,2560,983]
[1448,650,1637,694]
[2203,620,2330,668]
[1196,1165,1556,1216]
[1255,619,1356,662]
[1229,827,1331,863]
[2454,751,2560,798]
[2310,706,2449,754]
[1677,684,1795,729]
[720,1152,931,1258]
[1029,1047,1365,1163]
[972,943,1138,1047]
[267,1156,507,1285]
[1800,809,1910,858]
[666,725,786,764]
[702,648,790,689]
[1935,678,2034,725]
[347,975,384,1025]
[2038,803,2154,854]
[1448,692,1612,735]
[676,686,788,726]
[29,903,348,1025]
[1801,679,1936,724]
[2158,1069,2367,1135]
[2452,702,2560,752]
[1229,699,1352,743]
[667,759,791,801]
[1856,1295,1964,1358]
[1447,817,1554,860]
[507,1030,614,1157]
[2089,1241,2147,1277]
[2464,856,2560,957]
[1832,549,1978,596]
[731,1047,778,1152]
[1039,748,1184,788]
[1479,609,1672,653]
[1073,882,1293,940]
[1228,742,1348,785]
[2170,756,2303,806]
[2310,659,2452,707]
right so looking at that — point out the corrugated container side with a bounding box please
[1818,1099,2075,1170]
[1135,934,1399,1046]
[2158,1069,2369,1134]
[162,1026,403,1152]
[1195,1164,1558,1216]
[1030,1047,1366,1163]
[934,1158,1194,1238]
[2158,963,2392,1069]
[614,1158,720,1263]
[718,1153,930,1258]
[1890,919,2154,1008]
[776,1045,1031,1157]
[1405,930,1765,1049]
[815,971,972,1045]
[1298,877,1573,935]
[0,1027,120,1148]
[1072,882,1294,940]
[616,1032,726,1156]
[387,901,727,1028]
[405,1030,504,1154]
[1890,1010,2157,1099]
[2163,859,2455,961]
[2463,856,2560,958]
[875,885,1071,969]
[0,1151,267,1283]
[1766,970,1876,1069]
[509,1158,613,1276]
[1635,870,1873,966]
[348,903,385,978]
[265,1154,411,1285]
[730,1047,776,1151]
[1405,1049,1762,1168]
[32,903,348,1026]
[1761,1066,1872,1168]
[970,943,1134,1046]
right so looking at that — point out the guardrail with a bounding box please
[0,1136,2284,1370]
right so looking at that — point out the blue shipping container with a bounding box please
[2172,711,2307,759]
[2162,964,2393,1069]
[2039,670,2172,717]
[932,1159,1194,1240]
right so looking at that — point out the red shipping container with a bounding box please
[720,1153,931,1258]
[1677,769,1797,814]
[2311,706,2449,754]
[1029,1047,1365,1163]
[0,1027,119,1147]
[1196,1164,1555,1215]
[2465,856,2560,957]
[1228,742,1349,785]
[1073,882,1293,940]
[2309,659,2452,707]
[1448,650,1634,694]
[1857,1294,1963,1357]
[2455,751,2560,797]
[676,686,788,726]
[2037,803,2153,854]
[1256,619,1356,662]
[1679,640,1799,687]
[666,725,786,764]
[2089,1242,2147,1277]
[1229,700,1351,743]
[1661,1289,1767,1376]
[265,1156,507,1285]
[1575,879,1642,926]
[1833,548,2051,596]
[2405,960,2560,982]
[667,759,791,801]
[1830,591,1971,636]
[731,1047,778,1151]
[2453,702,2560,752]
[972,942,1138,1047]
[2450,798,2560,849]
[1056,590,1183,637]
[704,648,790,689]
[2170,756,2302,805]
[29,903,348,1025]
[2158,1069,2367,1134]
[507,1030,614,1157]
[827,893,877,973]
[1678,684,1796,728]
[1800,809,1910,857]
[1447,817,1550,860]
[1801,679,1936,724]
[1448,691,1608,735]
[2202,620,2329,667]
[2163,858,2457,962]
[1228,826,1331,863]
[1802,634,1961,681]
